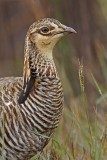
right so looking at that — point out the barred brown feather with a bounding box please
[0,18,76,160]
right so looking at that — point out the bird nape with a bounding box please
[0,18,76,160]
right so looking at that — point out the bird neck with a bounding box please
[35,42,54,61]
[18,34,59,104]
[23,35,57,79]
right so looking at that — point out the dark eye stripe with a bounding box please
[49,26,55,30]
[31,26,55,36]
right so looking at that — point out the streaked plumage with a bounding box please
[0,18,76,160]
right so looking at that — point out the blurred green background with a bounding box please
[1,1,107,159]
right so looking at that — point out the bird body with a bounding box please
[0,18,76,160]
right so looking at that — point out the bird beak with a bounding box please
[64,27,77,34]
[53,25,77,36]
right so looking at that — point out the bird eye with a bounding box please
[40,27,50,34]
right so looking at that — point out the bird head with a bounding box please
[27,18,76,59]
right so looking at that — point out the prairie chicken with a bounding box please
[0,18,76,160]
